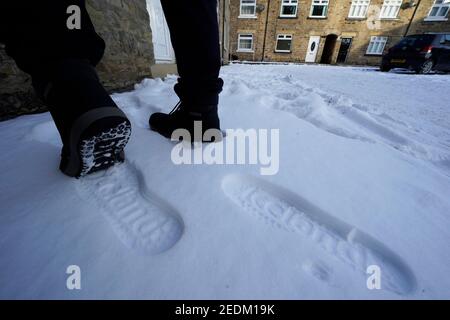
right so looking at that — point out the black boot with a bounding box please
[37,59,131,178]
[149,78,223,142]
[149,102,221,142]
[58,108,131,177]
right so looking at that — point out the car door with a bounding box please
[441,35,450,71]
[434,35,450,72]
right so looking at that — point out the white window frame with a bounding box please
[237,34,254,52]
[310,0,330,18]
[348,0,371,18]
[280,0,299,18]
[380,0,402,19]
[275,34,293,53]
[425,0,450,21]
[239,0,257,18]
[366,36,388,55]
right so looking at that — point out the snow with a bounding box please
[1,64,450,299]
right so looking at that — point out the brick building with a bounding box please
[229,0,450,65]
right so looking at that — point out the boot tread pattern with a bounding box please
[79,121,131,177]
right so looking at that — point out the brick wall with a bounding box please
[230,0,450,65]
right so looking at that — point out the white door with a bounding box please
[146,0,175,63]
[305,36,321,63]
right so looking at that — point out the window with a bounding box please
[366,36,388,55]
[380,0,402,19]
[240,0,257,17]
[280,0,299,17]
[238,34,254,52]
[437,34,450,45]
[348,0,371,18]
[426,0,450,21]
[444,34,450,44]
[276,35,293,52]
[395,34,434,48]
[310,0,329,18]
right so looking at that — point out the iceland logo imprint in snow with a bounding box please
[170,121,280,176]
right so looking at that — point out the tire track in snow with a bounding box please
[239,72,441,162]
[222,174,416,295]
[286,80,440,161]
[240,75,376,143]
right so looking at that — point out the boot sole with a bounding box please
[63,108,132,178]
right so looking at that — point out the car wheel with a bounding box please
[417,60,434,74]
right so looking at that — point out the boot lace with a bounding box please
[169,101,184,115]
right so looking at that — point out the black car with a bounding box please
[381,34,450,74]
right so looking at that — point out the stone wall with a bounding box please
[0,0,154,120]
[0,48,39,119]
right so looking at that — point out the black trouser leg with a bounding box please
[0,1,114,143]
[160,0,223,108]
[0,1,105,76]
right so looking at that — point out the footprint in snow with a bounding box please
[25,118,184,255]
[221,174,416,295]
[76,162,184,255]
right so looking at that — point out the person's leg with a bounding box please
[0,1,131,177]
[1,1,105,73]
[149,0,224,141]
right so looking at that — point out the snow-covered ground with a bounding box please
[1,64,449,299]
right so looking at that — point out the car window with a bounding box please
[440,35,450,48]
[395,35,435,48]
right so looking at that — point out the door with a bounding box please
[305,36,321,63]
[320,34,338,64]
[443,42,450,71]
[146,0,175,63]
[337,37,353,64]
[222,0,231,63]
[436,35,450,71]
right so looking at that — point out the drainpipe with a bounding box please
[261,0,271,62]
[404,0,422,37]
[222,0,227,64]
